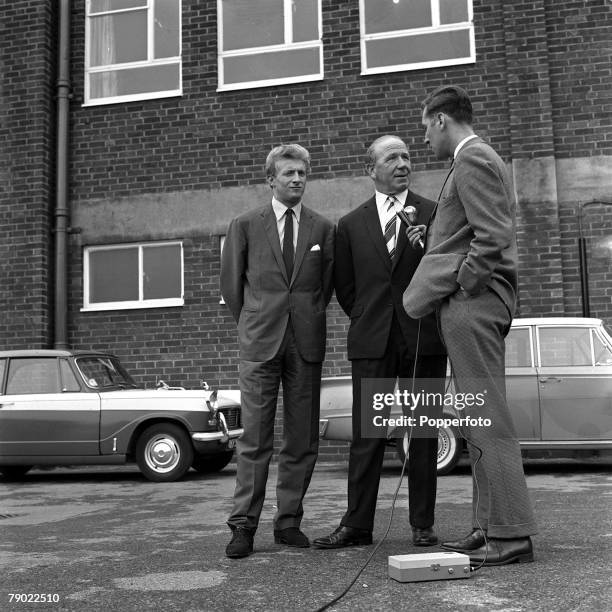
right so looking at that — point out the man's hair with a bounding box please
[365,135,407,167]
[422,85,473,125]
[265,144,311,177]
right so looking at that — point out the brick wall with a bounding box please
[0,0,55,349]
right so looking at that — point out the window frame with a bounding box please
[359,0,475,76]
[82,240,184,312]
[83,0,183,107]
[217,0,324,92]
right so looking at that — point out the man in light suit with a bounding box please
[221,144,334,558]
[313,136,447,550]
[404,85,537,566]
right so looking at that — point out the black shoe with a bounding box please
[412,527,438,547]
[469,537,534,566]
[274,527,310,548]
[312,525,373,549]
[225,527,254,559]
[441,529,486,552]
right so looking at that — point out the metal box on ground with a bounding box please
[388,552,471,583]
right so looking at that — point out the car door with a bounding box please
[536,325,612,441]
[0,357,101,457]
[505,325,541,440]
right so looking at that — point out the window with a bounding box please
[60,360,82,392]
[83,241,184,311]
[6,359,60,395]
[85,0,182,106]
[538,327,593,367]
[505,328,533,368]
[360,0,475,75]
[218,0,323,91]
[592,331,612,366]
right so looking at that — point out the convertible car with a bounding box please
[0,350,243,482]
[319,317,612,474]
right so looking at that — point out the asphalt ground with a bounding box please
[1,457,611,612]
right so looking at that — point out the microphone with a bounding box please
[396,205,424,249]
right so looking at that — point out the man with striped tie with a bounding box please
[314,136,447,550]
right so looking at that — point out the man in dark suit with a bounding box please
[313,136,447,550]
[221,144,334,559]
[404,85,537,566]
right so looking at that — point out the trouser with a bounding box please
[439,289,537,538]
[342,316,447,531]
[228,324,321,532]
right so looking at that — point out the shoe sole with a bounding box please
[312,539,373,549]
[226,551,253,559]
[470,552,534,566]
[274,537,310,547]
[414,540,439,547]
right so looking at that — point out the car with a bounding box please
[0,350,243,482]
[319,317,612,474]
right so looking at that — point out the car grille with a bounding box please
[219,406,241,429]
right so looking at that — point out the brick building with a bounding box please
[1,1,611,459]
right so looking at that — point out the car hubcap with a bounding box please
[144,435,180,473]
[438,429,451,462]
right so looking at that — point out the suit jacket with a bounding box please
[221,203,335,363]
[404,138,518,319]
[334,191,445,360]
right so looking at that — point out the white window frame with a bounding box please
[82,241,184,311]
[359,0,475,75]
[217,0,323,91]
[84,0,182,106]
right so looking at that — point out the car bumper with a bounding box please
[191,428,243,454]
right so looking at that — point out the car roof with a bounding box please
[512,317,603,327]
[0,349,114,358]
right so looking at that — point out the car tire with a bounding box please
[192,451,234,474]
[0,465,32,480]
[437,424,462,475]
[395,424,462,475]
[135,423,194,482]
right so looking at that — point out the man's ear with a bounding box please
[266,174,275,188]
[365,162,375,179]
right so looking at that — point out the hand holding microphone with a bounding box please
[396,205,425,249]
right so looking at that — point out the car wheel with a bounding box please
[395,424,462,475]
[437,424,462,475]
[192,451,234,474]
[0,466,32,480]
[135,423,194,482]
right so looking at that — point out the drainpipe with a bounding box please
[54,0,71,349]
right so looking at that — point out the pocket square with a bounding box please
[310,244,321,251]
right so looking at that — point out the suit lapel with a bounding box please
[428,162,455,229]
[292,206,314,285]
[262,205,289,284]
[363,197,392,270]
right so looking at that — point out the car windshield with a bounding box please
[75,356,141,390]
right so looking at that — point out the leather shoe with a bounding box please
[225,527,254,559]
[469,537,534,566]
[274,527,310,548]
[412,527,438,547]
[441,529,486,552]
[312,525,373,549]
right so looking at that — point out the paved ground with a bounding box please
[1,457,611,612]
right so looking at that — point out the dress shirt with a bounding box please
[272,197,301,251]
[375,189,408,240]
[453,134,478,161]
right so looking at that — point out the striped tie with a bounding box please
[384,196,397,259]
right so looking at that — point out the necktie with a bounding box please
[383,196,397,259]
[283,208,294,279]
